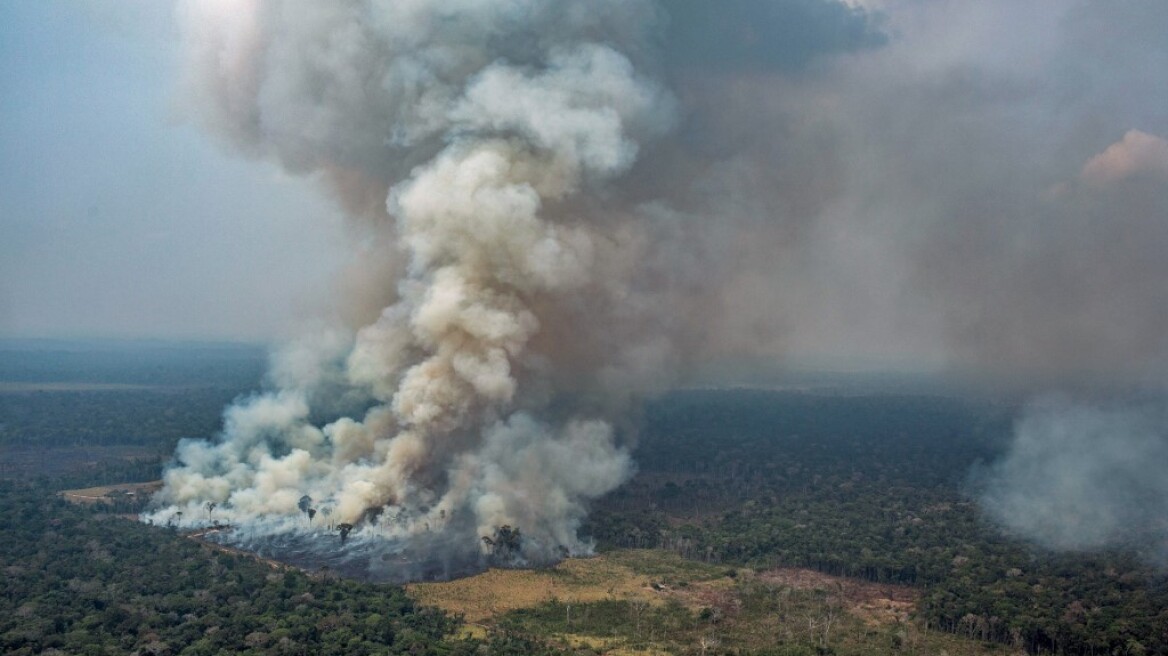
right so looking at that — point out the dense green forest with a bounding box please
[4,344,1168,655]
[0,388,250,449]
[0,479,568,656]
[0,341,265,451]
[586,390,1168,655]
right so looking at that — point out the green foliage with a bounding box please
[0,480,474,656]
[0,388,246,450]
[584,390,1168,655]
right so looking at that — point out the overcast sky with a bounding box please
[2,1,1166,380]
[0,1,346,341]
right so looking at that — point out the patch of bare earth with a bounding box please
[757,567,918,625]
[407,555,670,623]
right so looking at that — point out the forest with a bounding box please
[3,343,1167,654]
[0,478,564,656]
[586,390,1168,654]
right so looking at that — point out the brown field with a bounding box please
[409,549,916,627]
[756,567,918,626]
[409,549,1011,656]
[407,549,731,623]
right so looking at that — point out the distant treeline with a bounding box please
[0,341,267,451]
[0,388,246,449]
[0,340,266,387]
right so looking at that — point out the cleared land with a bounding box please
[59,480,163,505]
[410,549,1011,655]
[407,549,731,624]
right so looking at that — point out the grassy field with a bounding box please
[410,549,1018,655]
[407,549,731,624]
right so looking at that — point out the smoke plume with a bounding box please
[149,0,672,575]
[976,397,1168,564]
[146,0,1168,577]
[147,0,886,578]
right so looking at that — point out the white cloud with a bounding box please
[1081,129,1168,186]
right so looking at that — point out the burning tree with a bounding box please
[481,524,523,563]
[338,523,354,545]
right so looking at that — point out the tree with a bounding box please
[482,525,522,562]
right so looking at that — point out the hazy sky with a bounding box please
[0,1,347,341]
[2,1,1166,380]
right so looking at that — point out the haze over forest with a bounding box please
[3,0,1167,570]
[2,2,1168,654]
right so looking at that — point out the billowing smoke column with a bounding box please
[146,0,890,581]
[147,0,683,578]
[146,0,1168,576]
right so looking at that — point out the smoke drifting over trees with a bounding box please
[146,0,1168,573]
[976,397,1168,564]
[151,0,735,567]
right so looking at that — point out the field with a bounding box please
[408,550,730,624]
[58,480,163,505]
[409,549,1015,655]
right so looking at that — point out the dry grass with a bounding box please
[755,567,918,626]
[409,550,1008,656]
[409,550,919,629]
[407,553,670,623]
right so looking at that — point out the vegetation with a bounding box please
[584,389,1168,655]
[0,478,575,655]
[414,548,1005,655]
[0,388,248,449]
[0,340,266,388]
[0,341,263,451]
[5,345,1168,654]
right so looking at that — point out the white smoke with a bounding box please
[977,397,1168,563]
[147,0,679,568]
[149,0,1168,578]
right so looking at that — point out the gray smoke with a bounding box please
[977,397,1168,563]
[146,0,1168,575]
[148,0,887,573]
[150,0,676,567]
